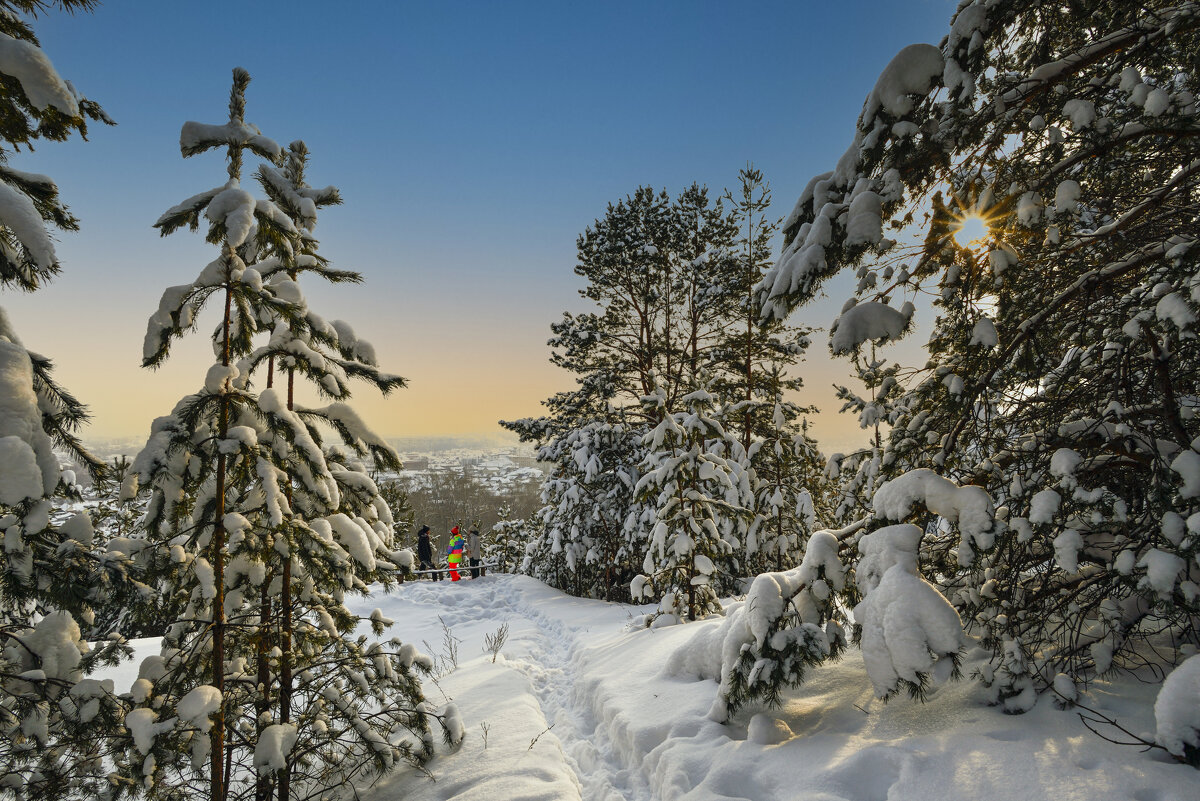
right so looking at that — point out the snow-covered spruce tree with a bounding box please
[526,417,646,600]
[820,353,904,529]
[703,167,831,575]
[373,472,414,551]
[0,4,130,798]
[742,395,832,576]
[245,139,442,801]
[632,382,753,621]
[750,1,1200,706]
[118,68,295,800]
[120,72,444,800]
[488,503,530,575]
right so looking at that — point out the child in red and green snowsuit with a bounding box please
[446,526,465,581]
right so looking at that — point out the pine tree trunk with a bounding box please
[255,585,273,801]
[257,362,276,801]
[212,280,233,801]
[278,367,296,801]
[742,215,754,453]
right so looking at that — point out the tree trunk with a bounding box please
[212,279,233,801]
[277,366,296,801]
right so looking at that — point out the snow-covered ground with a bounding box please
[352,575,1196,801]
[109,575,1197,800]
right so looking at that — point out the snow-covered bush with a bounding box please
[684,525,852,720]
[1155,654,1200,766]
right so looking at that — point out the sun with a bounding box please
[952,213,990,250]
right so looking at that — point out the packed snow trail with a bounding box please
[376,574,654,801]
[343,573,1196,801]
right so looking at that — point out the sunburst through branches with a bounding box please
[952,212,990,250]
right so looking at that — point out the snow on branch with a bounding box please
[863,43,944,121]
[0,332,64,505]
[830,301,912,354]
[0,178,58,274]
[0,31,79,116]
[872,468,995,558]
[180,119,281,162]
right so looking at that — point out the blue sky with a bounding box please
[9,0,957,450]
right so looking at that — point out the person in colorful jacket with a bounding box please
[446,526,465,581]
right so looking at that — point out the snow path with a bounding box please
[387,575,654,801]
[356,574,1198,801]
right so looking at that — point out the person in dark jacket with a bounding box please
[416,526,440,581]
[467,527,482,578]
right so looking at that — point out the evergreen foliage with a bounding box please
[526,419,646,600]
[488,503,531,575]
[506,178,832,610]
[728,0,1200,712]
[119,70,449,801]
[0,4,127,797]
[632,382,753,621]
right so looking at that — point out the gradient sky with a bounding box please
[5,0,957,454]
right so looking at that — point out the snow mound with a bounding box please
[747,713,794,745]
[1155,654,1200,759]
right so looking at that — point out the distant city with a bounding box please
[76,433,548,496]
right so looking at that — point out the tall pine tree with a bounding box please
[121,71,450,800]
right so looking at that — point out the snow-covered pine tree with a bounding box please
[0,4,128,797]
[632,381,753,621]
[527,418,646,599]
[124,76,446,801]
[752,0,1200,705]
[119,67,305,800]
[488,502,530,575]
[712,168,807,449]
[670,183,738,392]
[245,140,445,800]
[504,184,754,600]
